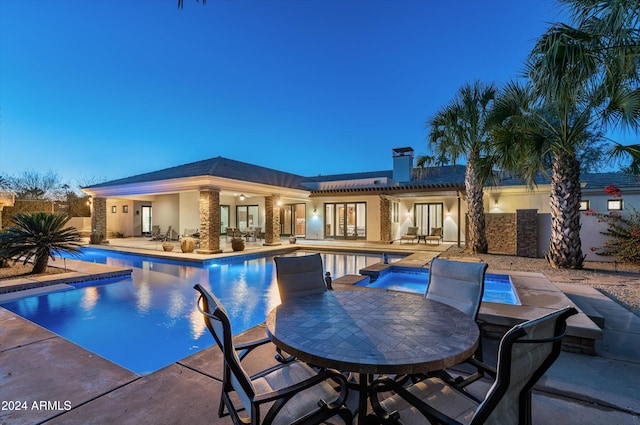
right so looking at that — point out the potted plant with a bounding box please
[162,241,174,252]
[231,238,245,251]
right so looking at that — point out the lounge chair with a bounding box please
[400,226,419,244]
[148,225,162,241]
[423,258,488,388]
[193,284,352,425]
[368,306,578,425]
[424,227,443,244]
[273,253,328,303]
[161,225,172,241]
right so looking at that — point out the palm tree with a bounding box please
[419,81,497,254]
[0,212,82,274]
[489,0,639,269]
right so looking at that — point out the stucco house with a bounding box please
[82,147,640,260]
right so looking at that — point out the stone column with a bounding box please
[516,209,538,258]
[197,187,223,254]
[91,197,107,240]
[379,196,392,243]
[264,195,281,246]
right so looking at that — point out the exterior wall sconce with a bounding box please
[313,208,318,216]
[239,194,246,201]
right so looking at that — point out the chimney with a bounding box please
[392,147,414,182]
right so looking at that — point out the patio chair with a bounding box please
[194,284,353,425]
[400,226,418,244]
[273,253,330,364]
[225,227,236,241]
[274,253,328,303]
[161,225,172,241]
[422,258,488,388]
[247,227,261,242]
[368,306,578,425]
[148,225,162,241]
[424,227,443,245]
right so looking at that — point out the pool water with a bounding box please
[1,248,401,375]
[359,268,520,305]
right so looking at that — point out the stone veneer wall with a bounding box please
[379,196,391,243]
[485,210,539,257]
[197,188,222,254]
[485,213,516,254]
[91,197,107,239]
[516,209,538,258]
[264,196,281,246]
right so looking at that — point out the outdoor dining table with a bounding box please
[265,289,480,424]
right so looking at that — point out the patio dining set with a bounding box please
[225,227,263,242]
[194,254,577,425]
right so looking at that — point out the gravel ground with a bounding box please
[2,251,639,317]
[0,263,68,280]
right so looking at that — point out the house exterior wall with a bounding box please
[178,191,200,235]
[154,194,180,239]
[485,187,640,262]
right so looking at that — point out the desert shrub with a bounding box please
[589,209,640,264]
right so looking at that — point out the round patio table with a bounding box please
[266,289,479,424]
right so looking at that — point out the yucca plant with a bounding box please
[0,212,82,274]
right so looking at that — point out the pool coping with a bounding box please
[0,258,132,297]
[351,253,604,354]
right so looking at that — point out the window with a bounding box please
[220,205,230,233]
[111,206,117,213]
[236,205,259,229]
[607,199,623,211]
[391,202,399,223]
[579,200,590,211]
[123,205,128,213]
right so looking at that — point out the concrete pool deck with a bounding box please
[1,242,639,423]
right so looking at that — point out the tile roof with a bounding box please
[85,155,640,195]
[85,157,309,190]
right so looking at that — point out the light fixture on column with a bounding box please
[239,194,246,201]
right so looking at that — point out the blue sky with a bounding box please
[1,0,604,188]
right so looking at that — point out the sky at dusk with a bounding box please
[4,0,625,189]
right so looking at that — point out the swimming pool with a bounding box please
[0,248,401,375]
[358,267,520,305]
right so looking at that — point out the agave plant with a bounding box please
[0,212,82,274]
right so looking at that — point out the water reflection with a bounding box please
[3,249,405,375]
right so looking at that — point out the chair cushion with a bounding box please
[430,227,442,237]
[252,362,342,425]
[379,378,477,425]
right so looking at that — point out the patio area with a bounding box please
[1,241,639,424]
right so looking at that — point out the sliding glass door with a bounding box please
[324,202,366,239]
[281,204,306,237]
[141,206,152,234]
[414,203,443,235]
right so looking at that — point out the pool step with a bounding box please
[333,274,370,286]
